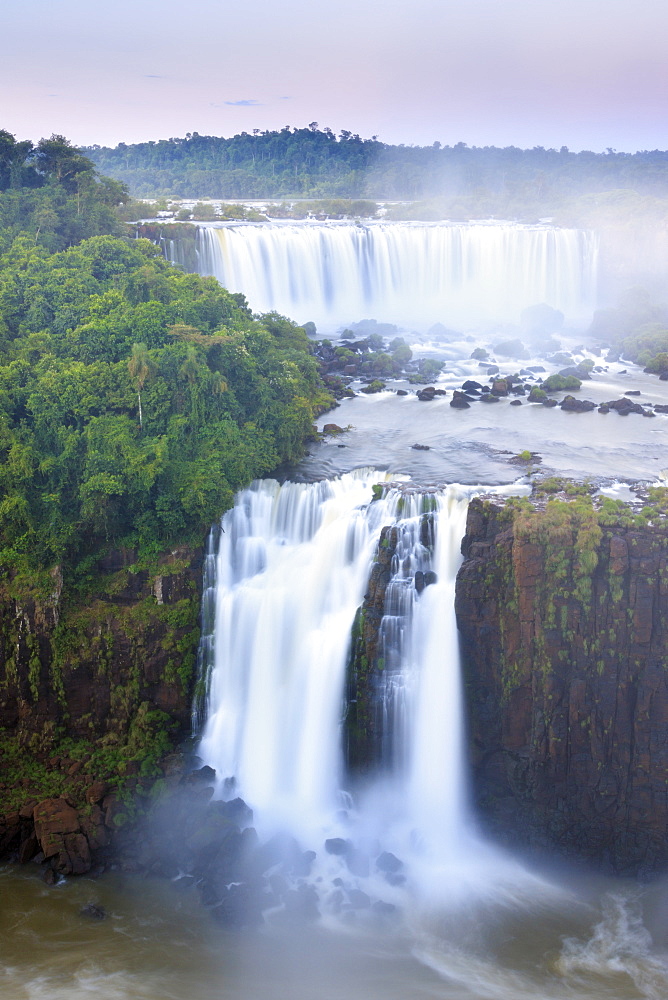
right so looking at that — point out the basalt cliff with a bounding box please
[457,492,668,874]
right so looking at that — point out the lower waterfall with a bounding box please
[196,471,547,917]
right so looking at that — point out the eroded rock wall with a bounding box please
[0,545,202,743]
[456,497,668,873]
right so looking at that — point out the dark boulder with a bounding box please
[325,837,350,855]
[560,395,596,412]
[450,392,471,409]
[376,851,403,873]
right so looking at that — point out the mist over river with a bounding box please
[4,221,668,1000]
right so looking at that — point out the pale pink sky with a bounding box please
[3,0,667,151]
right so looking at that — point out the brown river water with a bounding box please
[4,861,668,1000]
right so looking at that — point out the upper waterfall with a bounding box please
[194,221,598,330]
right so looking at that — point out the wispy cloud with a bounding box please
[143,74,165,79]
[224,99,262,107]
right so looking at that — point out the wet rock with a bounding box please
[624,390,641,396]
[324,837,350,855]
[543,398,558,407]
[607,398,644,416]
[396,389,409,395]
[559,365,591,380]
[654,404,668,413]
[33,798,91,875]
[486,365,500,374]
[80,903,107,920]
[510,399,522,406]
[411,443,430,450]
[480,393,500,403]
[85,781,109,805]
[416,386,437,401]
[216,797,253,827]
[462,380,482,392]
[450,392,471,409]
[598,403,610,413]
[560,395,596,412]
[376,851,403,873]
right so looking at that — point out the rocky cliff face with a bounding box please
[456,494,668,874]
[345,513,435,773]
[0,545,203,743]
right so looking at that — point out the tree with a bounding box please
[34,135,95,191]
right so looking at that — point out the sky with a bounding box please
[3,0,667,152]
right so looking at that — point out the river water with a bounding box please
[4,862,668,999]
[4,225,668,999]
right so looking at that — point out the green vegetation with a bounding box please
[0,130,128,252]
[84,128,668,212]
[542,373,582,392]
[0,232,331,587]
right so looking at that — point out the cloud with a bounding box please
[143,74,164,79]
[224,99,262,107]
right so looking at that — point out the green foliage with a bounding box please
[0,228,333,580]
[81,130,668,212]
[644,351,668,374]
[542,373,582,392]
[620,323,668,365]
[0,130,129,253]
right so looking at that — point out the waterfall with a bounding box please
[193,221,598,329]
[197,470,401,837]
[197,473,481,856]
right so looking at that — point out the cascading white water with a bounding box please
[197,473,486,859]
[194,221,598,329]
[197,470,404,838]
